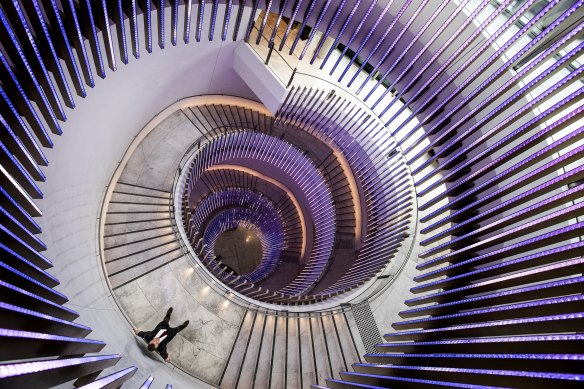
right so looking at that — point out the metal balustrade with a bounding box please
[190,189,285,283]
[274,86,415,299]
[205,212,280,282]
[181,130,337,300]
[189,167,304,255]
[171,99,407,304]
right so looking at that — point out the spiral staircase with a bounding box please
[1,1,583,388]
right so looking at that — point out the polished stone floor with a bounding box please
[105,109,247,384]
[214,227,263,275]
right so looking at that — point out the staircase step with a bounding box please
[104,226,175,248]
[321,314,346,380]
[299,314,317,386]
[238,312,267,388]
[108,250,183,290]
[286,314,301,389]
[0,261,67,304]
[375,334,584,354]
[0,280,78,321]
[0,302,90,337]
[0,329,105,360]
[311,314,333,385]
[221,310,257,389]
[405,272,584,308]
[105,212,170,225]
[363,353,584,372]
[393,294,584,330]
[401,276,584,317]
[107,202,170,214]
[76,366,137,389]
[103,219,172,237]
[331,311,361,368]
[111,190,171,204]
[383,312,584,342]
[104,230,176,254]
[139,376,155,388]
[105,239,180,274]
[351,363,584,388]
[269,312,287,389]
[254,313,277,388]
[115,182,171,197]
[329,372,500,388]
[0,355,121,388]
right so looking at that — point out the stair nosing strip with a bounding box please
[104,232,176,250]
[105,241,179,264]
[111,253,183,290]
[104,218,170,225]
[116,181,171,193]
[112,190,170,200]
[103,224,173,237]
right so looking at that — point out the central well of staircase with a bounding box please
[174,97,415,305]
[214,227,264,276]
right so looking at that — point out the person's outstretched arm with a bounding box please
[133,328,151,340]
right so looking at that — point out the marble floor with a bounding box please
[103,108,247,385]
[214,227,263,275]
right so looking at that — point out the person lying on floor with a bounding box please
[133,307,189,362]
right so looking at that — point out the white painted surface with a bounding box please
[233,41,289,115]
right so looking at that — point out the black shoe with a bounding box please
[164,307,173,322]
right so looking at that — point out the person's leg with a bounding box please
[174,320,189,332]
[163,307,173,323]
